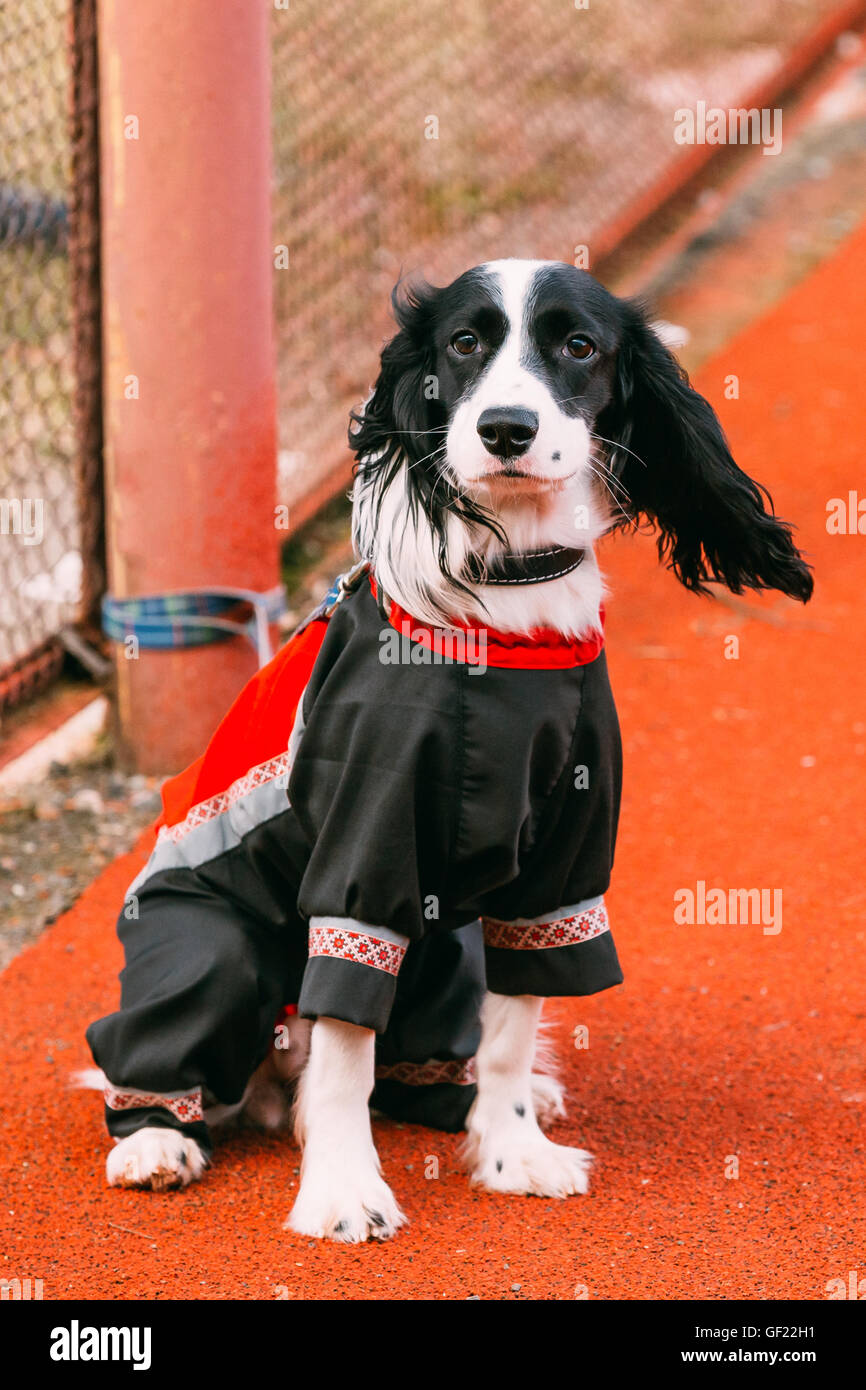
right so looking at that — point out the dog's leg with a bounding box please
[463,993,592,1196]
[285,1017,406,1242]
[106,1127,208,1191]
[206,1014,313,1131]
[530,1012,568,1130]
[530,1069,567,1131]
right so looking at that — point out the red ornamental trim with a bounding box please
[104,1082,204,1124]
[376,1057,477,1087]
[483,902,610,951]
[308,924,405,977]
[165,751,293,842]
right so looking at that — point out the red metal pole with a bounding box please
[98,0,278,772]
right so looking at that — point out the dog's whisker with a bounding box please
[587,449,632,505]
[403,443,447,473]
[586,442,633,514]
[588,431,649,470]
[429,458,454,511]
[386,427,448,437]
[586,461,633,522]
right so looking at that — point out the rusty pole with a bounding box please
[69,0,105,641]
[98,0,278,772]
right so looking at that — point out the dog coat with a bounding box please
[87,571,623,1139]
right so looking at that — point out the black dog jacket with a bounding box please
[87,574,623,1140]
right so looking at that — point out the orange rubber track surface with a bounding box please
[2,224,865,1302]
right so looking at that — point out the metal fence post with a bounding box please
[97,0,278,772]
[69,0,105,640]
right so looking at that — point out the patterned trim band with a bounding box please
[308,923,406,976]
[104,1081,204,1124]
[164,751,293,842]
[483,900,610,951]
[376,1057,477,1087]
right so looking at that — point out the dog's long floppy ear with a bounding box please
[348,278,443,477]
[599,300,813,602]
[349,278,501,574]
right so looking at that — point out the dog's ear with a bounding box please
[598,300,813,602]
[349,278,502,578]
[348,278,444,474]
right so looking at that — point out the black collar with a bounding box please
[463,546,586,586]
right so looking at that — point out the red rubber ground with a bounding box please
[2,224,864,1301]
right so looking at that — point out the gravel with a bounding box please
[0,747,162,971]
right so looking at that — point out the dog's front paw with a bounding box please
[106,1126,208,1191]
[285,1157,406,1243]
[467,1132,593,1198]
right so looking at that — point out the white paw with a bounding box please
[285,1159,407,1242]
[531,1071,567,1130]
[468,1132,593,1197]
[106,1126,207,1192]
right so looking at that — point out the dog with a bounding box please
[83,259,812,1241]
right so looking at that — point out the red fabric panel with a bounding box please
[158,619,328,829]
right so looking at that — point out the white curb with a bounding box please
[0,696,109,793]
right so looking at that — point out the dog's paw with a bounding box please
[468,1134,593,1198]
[530,1071,567,1130]
[106,1127,208,1192]
[285,1163,407,1243]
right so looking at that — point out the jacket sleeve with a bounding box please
[288,671,458,1032]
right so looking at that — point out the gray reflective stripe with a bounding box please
[287,682,307,763]
[125,689,311,902]
[125,773,292,897]
[308,916,410,949]
[498,895,604,928]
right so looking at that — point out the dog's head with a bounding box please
[350,258,813,605]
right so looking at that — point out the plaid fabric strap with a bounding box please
[101,585,287,668]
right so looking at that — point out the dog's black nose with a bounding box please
[476,407,539,458]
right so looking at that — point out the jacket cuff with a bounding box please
[298,917,409,1033]
[482,897,623,997]
[102,1082,212,1155]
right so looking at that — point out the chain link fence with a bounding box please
[0,0,101,715]
[271,0,841,524]
[0,0,849,716]
[1,0,72,706]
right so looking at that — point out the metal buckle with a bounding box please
[322,559,371,617]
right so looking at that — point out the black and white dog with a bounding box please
[84,259,811,1241]
[352,258,811,634]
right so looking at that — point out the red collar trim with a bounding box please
[370,575,604,670]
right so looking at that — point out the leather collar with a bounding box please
[463,546,586,586]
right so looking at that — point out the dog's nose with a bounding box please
[476,407,539,458]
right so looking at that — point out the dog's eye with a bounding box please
[451,330,480,355]
[564,335,595,360]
